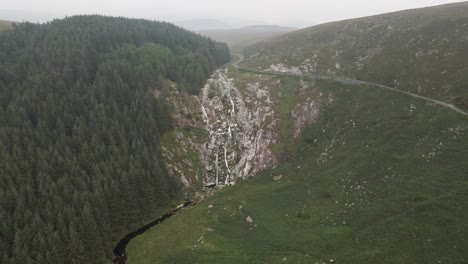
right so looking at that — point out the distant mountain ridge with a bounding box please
[199,24,297,52]
[0,9,62,23]
[242,25,298,31]
[174,19,231,31]
[0,20,13,31]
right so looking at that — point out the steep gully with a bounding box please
[232,54,468,117]
[112,55,280,263]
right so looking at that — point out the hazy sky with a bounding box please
[1,0,462,28]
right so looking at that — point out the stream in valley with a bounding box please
[112,201,192,264]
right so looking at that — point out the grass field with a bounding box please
[127,75,468,263]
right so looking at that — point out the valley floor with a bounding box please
[127,68,468,264]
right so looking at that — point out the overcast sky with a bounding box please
[1,0,462,28]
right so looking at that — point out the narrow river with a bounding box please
[112,201,193,264]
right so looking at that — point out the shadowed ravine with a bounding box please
[112,201,193,264]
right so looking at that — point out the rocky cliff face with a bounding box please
[162,66,325,192]
[200,68,278,187]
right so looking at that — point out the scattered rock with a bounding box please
[246,216,253,223]
[268,63,302,74]
[291,98,320,138]
[180,175,190,188]
[273,175,283,181]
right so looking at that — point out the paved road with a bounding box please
[231,53,468,117]
[230,53,244,68]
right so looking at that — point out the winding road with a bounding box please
[231,53,468,117]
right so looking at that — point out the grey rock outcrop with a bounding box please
[200,68,279,187]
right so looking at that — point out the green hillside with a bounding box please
[127,3,468,263]
[3,3,467,264]
[244,2,468,107]
[127,71,468,263]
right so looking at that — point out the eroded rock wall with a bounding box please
[161,66,325,191]
[200,68,278,186]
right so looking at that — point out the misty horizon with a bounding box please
[0,0,464,29]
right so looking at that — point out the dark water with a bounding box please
[112,201,193,263]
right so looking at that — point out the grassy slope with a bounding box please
[243,2,468,106]
[127,73,468,263]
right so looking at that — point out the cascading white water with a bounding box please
[199,67,280,188]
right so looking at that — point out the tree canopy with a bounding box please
[0,15,230,264]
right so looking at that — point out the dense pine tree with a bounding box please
[0,15,230,263]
